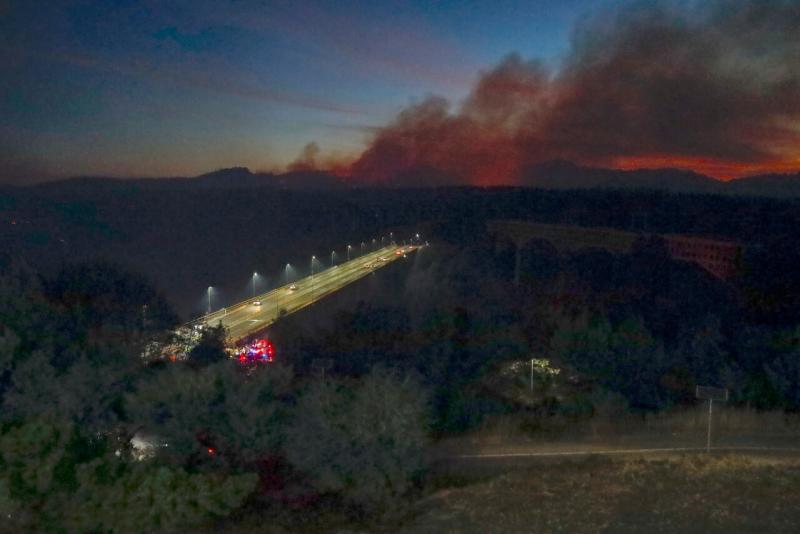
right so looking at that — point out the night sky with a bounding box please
[2,0,798,184]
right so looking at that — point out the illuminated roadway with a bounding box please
[190,244,419,342]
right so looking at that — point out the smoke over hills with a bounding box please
[351,0,800,185]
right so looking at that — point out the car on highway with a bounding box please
[289,284,298,291]
[378,256,388,262]
[253,300,262,306]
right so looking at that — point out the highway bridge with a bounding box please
[163,243,420,357]
[488,220,742,282]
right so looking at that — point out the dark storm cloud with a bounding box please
[352,0,800,184]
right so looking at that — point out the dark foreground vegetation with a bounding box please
[1,261,435,532]
[3,184,800,531]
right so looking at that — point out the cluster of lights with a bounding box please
[205,232,423,316]
[236,338,275,364]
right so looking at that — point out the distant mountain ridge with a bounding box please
[193,167,346,190]
[30,161,800,198]
[521,160,800,198]
[521,160,720,193]
[726,172,800,198]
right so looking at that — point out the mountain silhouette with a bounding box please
[20,162,800,198]
[726,172,800,198]
[520,160,721,194]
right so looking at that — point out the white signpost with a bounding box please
[312,358,334,380]
[695,385,729,453]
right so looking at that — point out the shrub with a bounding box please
[285,367,429,511]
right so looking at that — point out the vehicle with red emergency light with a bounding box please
[236,338,275,364]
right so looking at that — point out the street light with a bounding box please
[251,272,258,299]
[347,244,352,261]
[206,286,213,315]
[331,250,336,266]
[277,263,291,318]
[361,241,365,255]
[311,255,317,302]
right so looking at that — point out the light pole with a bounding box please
[372,238,376,250]
[361,241,365,255]
[390,231,394,244]
[277,263,291,318]
[311,255,317,302]
[331,250,336,266]
[251,272,258,299]
[347,244,352,261]
[207,286,212,315]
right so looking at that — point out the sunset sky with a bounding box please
[2,0,798,184]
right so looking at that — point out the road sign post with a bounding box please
[530,358,534,392]
[312,358,334,380]
[695,385,729,453]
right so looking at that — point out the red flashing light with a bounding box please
[207,447,216,455]
[238,338,275,364]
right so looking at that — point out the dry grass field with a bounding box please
[407,454,800,533]
[216,408,800,533]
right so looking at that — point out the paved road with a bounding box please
[434,437,800,472]
[193,244,418,342]
[450,445,800,460]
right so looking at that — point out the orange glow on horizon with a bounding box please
[316,152,800,184]
[611,155,800,181]
[472,159,519,187]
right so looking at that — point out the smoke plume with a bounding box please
[352,1,800,184]
[288,141,321,172]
